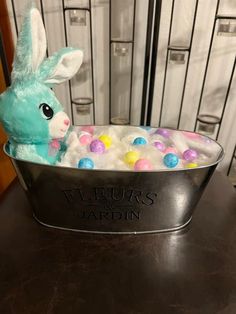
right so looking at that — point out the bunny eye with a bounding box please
[39,103,54,120]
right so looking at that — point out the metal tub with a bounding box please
[4,141,223,234]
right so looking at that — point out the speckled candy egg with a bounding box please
[133,137,147,145]
[185,162,198,169]
[154,141,166,152]
[183,149,198,161]
[134,159,153,171]
[90,139,105,154]
[155,128,171,138]
[124,151,139,166]
[163,153,179,168]
[99,134,112,149]
[78,158,94,169]
[79,134,92,146]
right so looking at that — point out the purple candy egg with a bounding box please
[183,149,198,161]
[154,141,166,152]
[90,139,105,154]
[155,128,170,138]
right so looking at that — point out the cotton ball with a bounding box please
[170,131,189,154]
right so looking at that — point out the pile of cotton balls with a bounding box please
[58,125,221,171]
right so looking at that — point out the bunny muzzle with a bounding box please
[49,111,70,139]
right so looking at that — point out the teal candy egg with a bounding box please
[163,153,179,168]
[133,137,147,145]
[78,158,94,169]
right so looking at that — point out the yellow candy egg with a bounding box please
[124,151,140,166]
[185,162,198,169]
[99,135,112,149]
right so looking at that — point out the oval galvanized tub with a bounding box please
[4,134,223,234]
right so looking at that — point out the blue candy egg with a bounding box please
[163,153,179,168]
[133,137,147,145]
[78,157,94,169]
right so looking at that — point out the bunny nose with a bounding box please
[64,119,70,126]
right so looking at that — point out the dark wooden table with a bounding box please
[0,172,235,314]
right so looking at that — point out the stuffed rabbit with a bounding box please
[0,6,83,164]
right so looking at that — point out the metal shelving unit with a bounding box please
[194,1,236,139]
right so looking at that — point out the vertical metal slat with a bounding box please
[216,57,236,140]
[140,0,157,125]
[177,0,199,129]
[158,0,175,126]
[10,0,18,36]
[61,0,74,125]
[88,0,95,124]
[194,0,220,131]
[146,0,162,126]
[227,145,236,176]
[0,31,11,86]
[109,0,136,124]
[128,0,137,124]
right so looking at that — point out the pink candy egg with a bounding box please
[81,126,95,135]
[79,134,92,145]
[164,147,178,155]
[134,159,153,171]
[182,131,200,139]
[153,141,166,152]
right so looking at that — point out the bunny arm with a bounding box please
[15,144,50,164]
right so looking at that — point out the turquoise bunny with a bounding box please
[0,6,83,164]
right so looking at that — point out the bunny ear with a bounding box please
[37,47,83,86]
[30,8,47,71]
[11,7,46,82]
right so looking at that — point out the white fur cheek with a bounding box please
[49,112,70,139]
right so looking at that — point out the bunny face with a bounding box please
[0,81,70,143]
[0,7,83,146]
